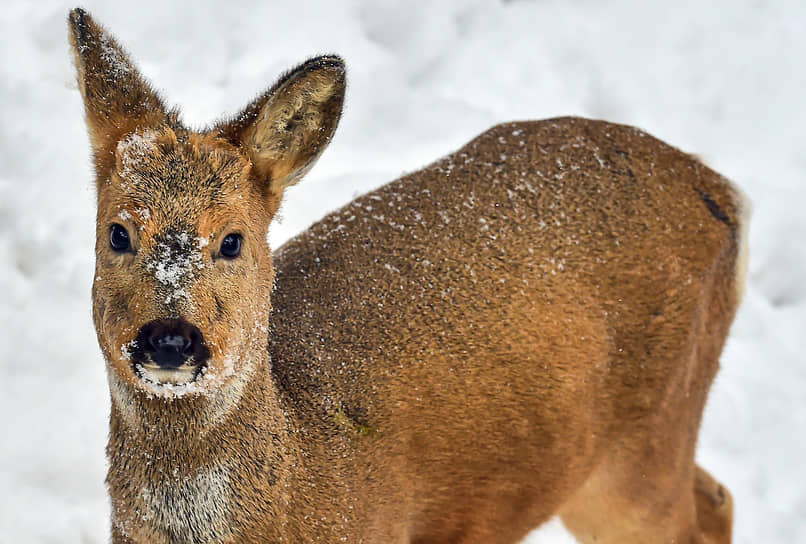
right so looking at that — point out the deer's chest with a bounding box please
[112,463,234,543]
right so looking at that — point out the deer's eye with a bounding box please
[220,233,242,259]
[109,224,131,252]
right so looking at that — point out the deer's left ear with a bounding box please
[215,56,346,195]
[68,8,170,175]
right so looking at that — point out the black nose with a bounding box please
[148,332,191,368]
[150,333,191,354]
[133,319,208,370]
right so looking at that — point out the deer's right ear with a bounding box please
[214,56,346,197]
[68,8,169,174]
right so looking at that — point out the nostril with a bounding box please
[151,333,191,353]
[188,331,201,352]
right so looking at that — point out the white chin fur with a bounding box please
[136,364,200,386]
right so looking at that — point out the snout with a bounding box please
[130,319,210,384]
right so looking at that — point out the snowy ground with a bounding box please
[1,1,804,542]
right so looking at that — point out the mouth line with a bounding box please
[133,360,206,386]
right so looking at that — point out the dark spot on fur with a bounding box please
[334,402,377,436]
[611,146,630,160]
[109,292,130,313]
[260,456,279,486]
[214,293,226,318]
[205,173,225,192]
[696,189,731,226]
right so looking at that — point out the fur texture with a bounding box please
[70,7,742,544]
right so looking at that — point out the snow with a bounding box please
[1,0,804,542]
[117,129,159,183]
[145,230,205,302]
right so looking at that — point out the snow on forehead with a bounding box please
[115,129,246,195]
[117,129,158,156]
[116,129,160,180]
[146,230,209,304]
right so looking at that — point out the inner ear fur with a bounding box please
[68,8,170,176]
[215,56,346,194]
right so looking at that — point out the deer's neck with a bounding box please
[106,351,299,542]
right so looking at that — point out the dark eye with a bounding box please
[109,224,131,252]
[220,233,242,259]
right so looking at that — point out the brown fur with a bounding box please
[70,8,744,544]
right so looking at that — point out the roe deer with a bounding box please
[69,7,748,544]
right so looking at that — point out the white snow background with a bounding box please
[1,1,804,542]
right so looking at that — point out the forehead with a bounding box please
[110,128,250,221]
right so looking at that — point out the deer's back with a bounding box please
[268,116,742,540]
